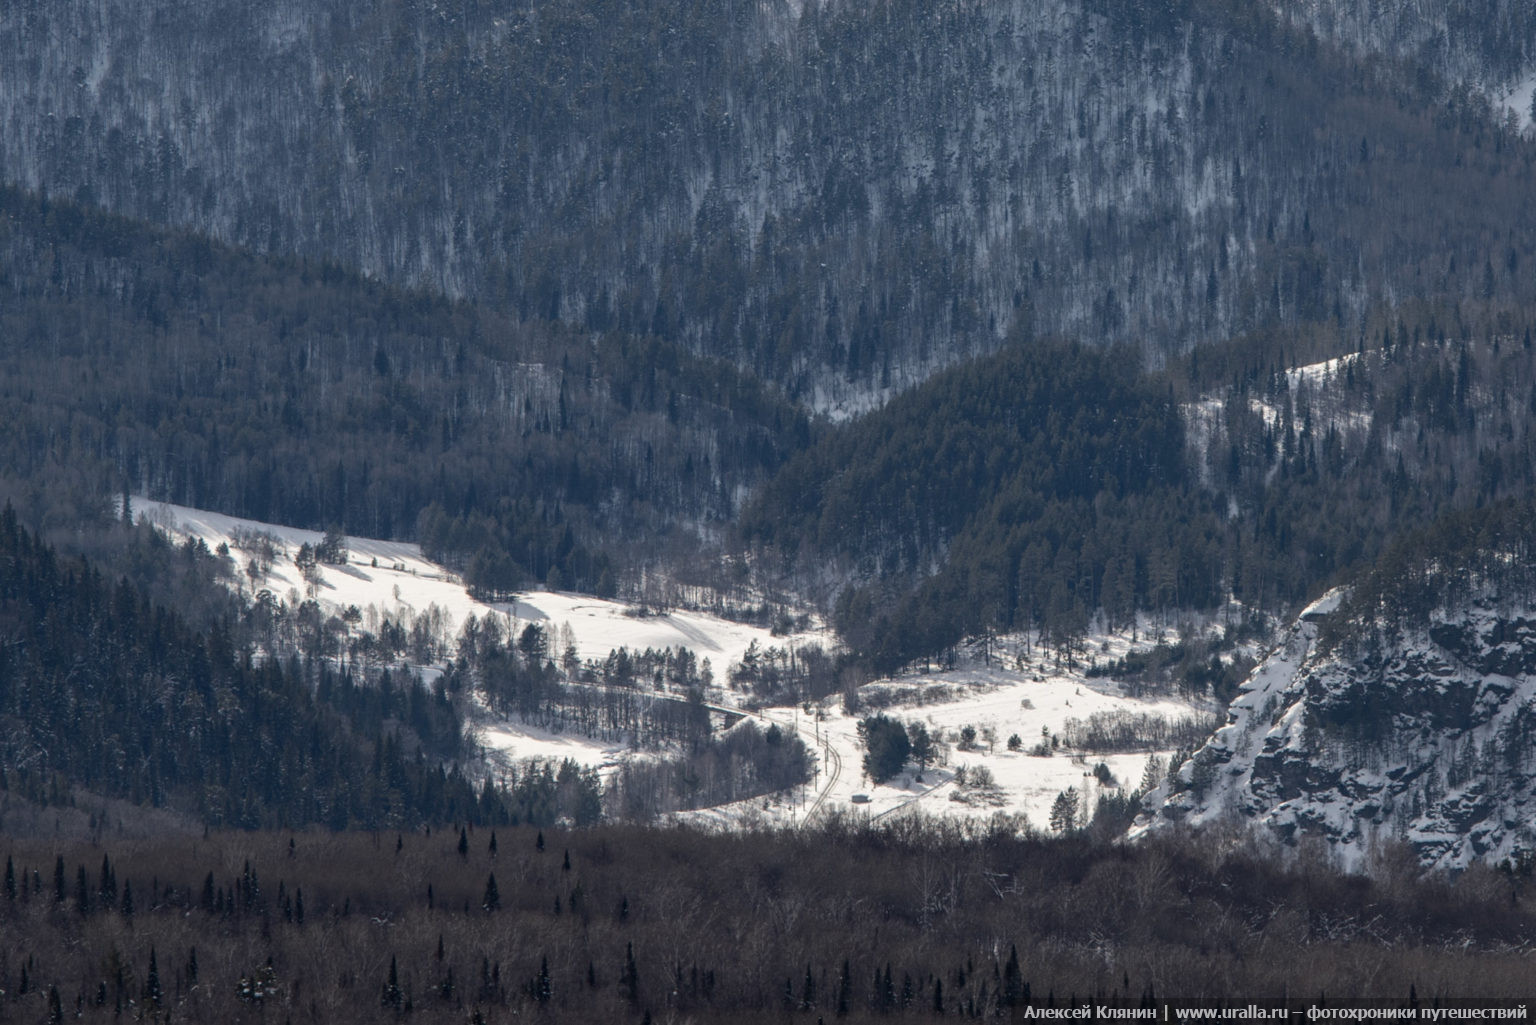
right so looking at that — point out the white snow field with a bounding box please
[138,498,827,771]
[1493,69,1536,134]
[138,498,821,670]
[685,643,1215,832]
[141,499,1216,831]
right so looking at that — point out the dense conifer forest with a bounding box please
[0,503,493,828]
[7,0,1536,998]
[5,0,1536,399]
[0,185,810,594]
[3,814,1535,1023]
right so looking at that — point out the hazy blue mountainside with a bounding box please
[6,0,1536,401]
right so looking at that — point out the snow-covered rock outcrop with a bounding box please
[1140,588,1536,870]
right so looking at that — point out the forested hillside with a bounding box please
[745,307,1536,668]
[0,506,495,829]
[743,339,1214,670]
[6,0,1536,401]
[9,0,1536,894]
[1271,0,1536,93]
[0,186,809,593]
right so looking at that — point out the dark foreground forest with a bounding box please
[2,805,1533,1024]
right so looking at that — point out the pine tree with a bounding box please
[1048,789,1079,833]
[3,855,13,901]
[144,946,163,1007]
[99,854,116,905]
[382,955,402,1010]
[621,942,639,1004]
[1003,944,1024,1007]
[1138,755,1164,800]
[535,956,552,1004]
[458,827,469,860]
[482,873,500,912]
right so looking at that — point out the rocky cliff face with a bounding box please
[1141,589,1536,870]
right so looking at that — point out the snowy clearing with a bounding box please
[686,638,1217,833]
[137,498,827,670]
[142,498,1218,831]
[137,498,829,772]
[1492,69,1536,133]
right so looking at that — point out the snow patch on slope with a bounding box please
[1492,69,1536,133]
[138,498,824,669]
[687,628,1218,832]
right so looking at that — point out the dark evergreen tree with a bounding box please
[860,715,911,784]
[482,874,500,912]
[144,947,162,1008]
[535,956,552,1004]
[621,942,639,1005]
[382,955,402,1010]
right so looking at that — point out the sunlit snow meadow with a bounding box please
[142,499,1215,832]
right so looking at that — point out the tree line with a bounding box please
[1,813,1533,1023]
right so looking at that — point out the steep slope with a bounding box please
[7,0,1536,400]
[1142,501,1536,869]
[1271,0,1536,106]
[0,186,809,591]
[742,338,1217,670]
[0,507,496,829]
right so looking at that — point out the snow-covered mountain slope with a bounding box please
[1140,588,1536,870]
[1271,0,1536,104]
[140,498,818,670]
